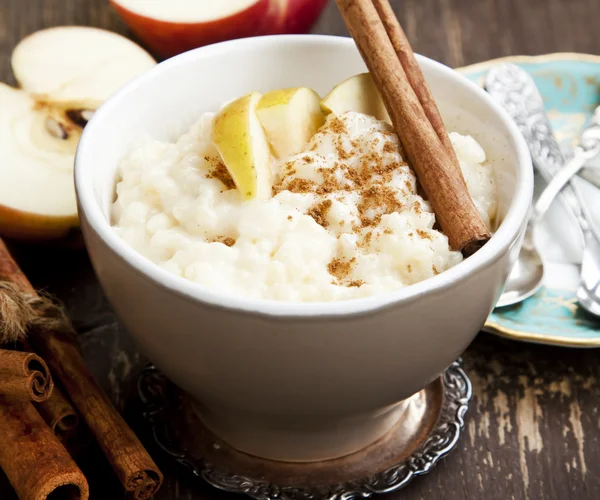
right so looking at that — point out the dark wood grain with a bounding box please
[1,0,600,499]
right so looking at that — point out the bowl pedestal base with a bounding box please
[136,359,471,499]
[192,397,412,463]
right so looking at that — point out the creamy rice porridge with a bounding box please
[112,101,496,302]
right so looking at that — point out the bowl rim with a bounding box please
[75,34,533,319]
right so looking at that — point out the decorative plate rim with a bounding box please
[138,360,472,500]
[456,52,600,74]
[459,52,600,348]
[482,320,600,348]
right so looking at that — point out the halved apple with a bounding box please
[212,92,273,201]
[257,87,325,159]
[0,27,156,241]
[320,73,391,123]
[0,84,80,240]
[12,26,156,105]
[110,0,329,58]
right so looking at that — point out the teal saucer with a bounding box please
[459,53,600,347]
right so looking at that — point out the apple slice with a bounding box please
[212,92,273,201]
[0,84,80,240]
[257,87,325,159]
[12,26,156,106]
[321,73,391,123]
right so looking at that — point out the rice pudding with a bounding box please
[112,98,496,302]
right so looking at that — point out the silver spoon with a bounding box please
[496,147,597,307]
[486,64,600,309]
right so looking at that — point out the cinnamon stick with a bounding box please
[0,395,89,500]
[21,339,82,447]
[0,239,163,500]
[372,0,463,176]
[335,0,491,255]
[36,384,79,443]
[0,349,53,402]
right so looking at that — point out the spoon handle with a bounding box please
[485,64,600,233]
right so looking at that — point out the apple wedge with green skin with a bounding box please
[321,73,391,123]
[0,26,157,241]
[257,87,325,159]
[212,93,273,201]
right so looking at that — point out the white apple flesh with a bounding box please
[257,87,325,159]
[321,73,391,123]
[0,84,79,240]
[0,27,156,241]
[12,26,156,105]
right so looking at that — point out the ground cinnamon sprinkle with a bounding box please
[272,113,424,257]
[432,265,440,275]
[307,199,332,227]
[416,229,432,240]
[335,137,351,161]
[412,201,423,214]
[328,257,356,281]
[383,142,396,154]
[216,236,236,247]
[275,177,318,195]
[357,185,403,228]
[347,280,364,287]
[328,116,347,135]
[283,161,297,176]
[206,159,236,190]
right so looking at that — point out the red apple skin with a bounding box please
[271,0,329,34]
[110,0,329,59]
[111,0,271,58]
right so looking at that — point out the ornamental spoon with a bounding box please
[485,64,600,310]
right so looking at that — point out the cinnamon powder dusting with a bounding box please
[274,178,317,195]
[206,158,235,190]
[271,113,426,288]
[307,199,332,227]
[216,236,236,247]
[328,257,356,281]
[347,280,364,287]
[416,229,431,240]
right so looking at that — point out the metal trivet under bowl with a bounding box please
[137,359,471,500]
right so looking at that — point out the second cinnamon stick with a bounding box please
[336,0,491,255]
[0,349,53,402]
[0,239,163,500]
[0,395,89,500]
[372,0,463,176]
[36,384,80,443]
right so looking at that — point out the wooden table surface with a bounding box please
[2,0,600,499]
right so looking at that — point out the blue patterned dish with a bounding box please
[458,53,600,347]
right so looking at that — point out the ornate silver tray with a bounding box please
[137,359,471,500]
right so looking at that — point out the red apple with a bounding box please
[110,0,329,59]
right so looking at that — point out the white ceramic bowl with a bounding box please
[75,35,532,462]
